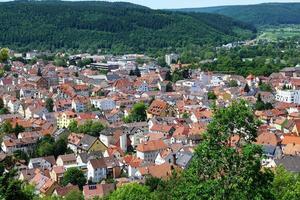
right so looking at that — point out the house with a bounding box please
[71,97,89,112]
[275,156,300,172]
[190,109,213,123]
[90,98,116,111]
[28,76,48,89]
[77,151,103,165]
[68,133,107,154]
[103,156,122,179]
[1,137,37,153]
[30,173,57,196]
[136,140,167,163]
[135,163,176,180]
[28,156,56,169]
[147,99,168,118]
[7,98,21,113]
[56,111,77,128]
[73,84,90,97]
[25,105,48,119]
[87,158,107,183]
[56,154,77,167]
[83,183,115,200]
[50,166,65,183]
[53,184,79,197]
[149,124,175,136]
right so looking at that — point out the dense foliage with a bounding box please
[0,1,255,53]
[68,120,105,137]
[123,102,147,123]
[62,168,86,190]
[199,38,300,76]
[175,3,300,26]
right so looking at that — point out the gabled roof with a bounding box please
[147,99,168,116]
[89,158,106,169]
[275,156,300,172]
[136,140,167,152]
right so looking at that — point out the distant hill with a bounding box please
[0,1,255,53]
[174,3,300,26]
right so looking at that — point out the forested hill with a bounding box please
[0,1,255,53]
[173,3,300,26]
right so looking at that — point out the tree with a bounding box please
[259,82,272,92]
[166,82,173,92]
[0,170,34,200]
[0,120,13,134]
[0,98,4,110]
[169,100,273,200]
[13,123,25,136]
[228,80,238,87]
[45,98,54,112]
[62,168,86,190]
[244,83,250,93]
[68,120,78,132]
[108,183,154,200]
[134,66,141,77]
[207,91,217,100]
[145,176,163,192]
[36,135,69,157]
[65,189,84,200]
[165,70,172,81]
[0,48,9,63]
[124,102,147,123]
[76,120,105,137]
[37,68,42,76]
[255,93,273,111]
[273,165,300,200]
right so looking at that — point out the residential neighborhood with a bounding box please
[1,48,300,199]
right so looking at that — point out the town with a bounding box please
[0,47,300,199]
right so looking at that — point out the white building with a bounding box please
[90,98,116,111]
[87,159,107,183]
[275,90,300,104]
[165,53,179,66]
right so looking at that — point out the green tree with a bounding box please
[207,91,217,100]
[259,83,272,92]
[273,165,300,200]
[37,68,42,76]
[45,98,54,112]
[62,168,86,190]
[36,135,69,157]
[166,82,173,92]
[0,98,4,109]
[0,120,13,134]
[244,83,250,93]
[108,183,154,200]
[0,48,9,63]
[13,123,25,136]
[134,66,141,77]
[124,102,147,123]
[169,100,273,200]
[0,170,34,200]
[228,80,238,87]
[145,176,163,192]
[65,189,84,200]
[68,120,78,132]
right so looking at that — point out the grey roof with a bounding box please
[176,152,193,169]
[275,156,300,172]
[262,145,276,156]
[79,135,97,151]
[106,74,121,81]
[78,151,103,164]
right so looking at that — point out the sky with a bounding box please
[106,0,300,9]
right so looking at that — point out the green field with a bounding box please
[258,25,300,41]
